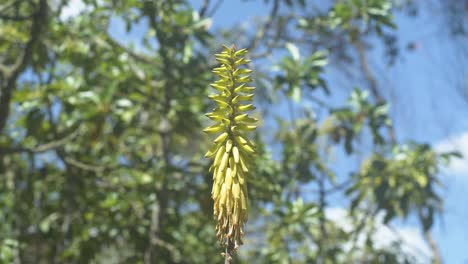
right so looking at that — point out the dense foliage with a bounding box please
[0,0,463,263]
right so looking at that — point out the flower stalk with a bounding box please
[204,45,257,258]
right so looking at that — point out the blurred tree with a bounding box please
[0,0,463,263]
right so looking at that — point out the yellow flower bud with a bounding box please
[226,139,233,153]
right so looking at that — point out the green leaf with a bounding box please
[286,42,300,61]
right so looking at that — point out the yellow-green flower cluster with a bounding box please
[204,45,257,251]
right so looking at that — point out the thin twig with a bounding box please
[199,0,210,17]
[0,130,79,154]
[306,178,353,194]
[387,224,435,260]
[251,15,295,59]
[207,0,223,17]
[304,94,333,109]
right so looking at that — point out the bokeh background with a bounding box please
[0,0,467,263]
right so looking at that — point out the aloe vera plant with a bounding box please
[204,45,257,260]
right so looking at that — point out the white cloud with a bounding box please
[60,0,88,20]
[326,207,431,262]
[435,132,468,176]
[374,224,430,260]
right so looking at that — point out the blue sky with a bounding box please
[63,0,468,262]
[383,9,468,264]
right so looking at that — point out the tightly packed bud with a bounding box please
[204,45,257,252]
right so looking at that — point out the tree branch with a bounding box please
[0,1,19,14]
[143,3,176,262]
[106,35,155,64]
[199,0,210,17]
[354,37,397,144]
[317,172,328,263]
[63,157,106,172]
[0,14,32,21]
[251,14,295,59]
[0,0,48,133]
[247,0,280,51]
[349,206,379,253]
[424,230,442,264]
[417,208,442,264]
